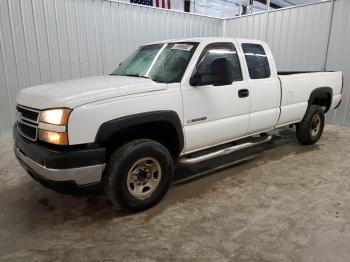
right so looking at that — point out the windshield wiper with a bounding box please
[123,74,149,79]
[152,79,167,83]
[110,73,149,78]
[111,73,167,83]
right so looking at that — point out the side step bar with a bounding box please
[178,135,272,165]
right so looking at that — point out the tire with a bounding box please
[102,139,174,211]
[296,105,325,145]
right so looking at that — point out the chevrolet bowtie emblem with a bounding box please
[17,112,22,123]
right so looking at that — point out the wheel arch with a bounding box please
[308,87,333,113]
[95,110,184,158]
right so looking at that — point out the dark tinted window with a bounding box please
[197,43,243,82]
[242,43,270,79]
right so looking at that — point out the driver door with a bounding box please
[181,42,251,153]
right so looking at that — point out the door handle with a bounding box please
[238,89,249,98]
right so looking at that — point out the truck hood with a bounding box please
[16,75,167,109]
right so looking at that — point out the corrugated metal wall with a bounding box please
[1,0,350,137]
[223,1,333,71]
[324,0,350,125]
[0,0,222,137]
[223,0,350,126]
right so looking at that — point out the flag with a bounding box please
[130,0,154,7]
[130,0,171,9]
[155,0,171,9]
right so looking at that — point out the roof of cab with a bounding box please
[146,37,266,46]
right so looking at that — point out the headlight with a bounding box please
[39,108,71,125]
[38,108,71,145]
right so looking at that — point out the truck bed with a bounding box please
[276,71,343,127]
[278,71,334,75]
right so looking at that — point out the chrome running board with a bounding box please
[178,135,272,165]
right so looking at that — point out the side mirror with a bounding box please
[190,58,234,86]
[189,72,202,86]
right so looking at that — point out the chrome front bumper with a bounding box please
[14,146,105,186]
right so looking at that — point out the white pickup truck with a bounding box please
[14,38,343,210]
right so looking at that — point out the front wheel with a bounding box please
[102,139,174,211]
[296,105,325,145]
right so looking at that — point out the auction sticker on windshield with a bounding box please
[171,44,193,51]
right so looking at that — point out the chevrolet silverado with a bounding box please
[14,38,343,210]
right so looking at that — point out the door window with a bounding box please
[242,43,270,79]
[196,43,243,82]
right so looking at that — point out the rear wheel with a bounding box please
[102,139,174,211]
[296,105,325,145]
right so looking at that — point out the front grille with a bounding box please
[16,105,40,141]
[17,122,37,140]
[16,105,40,123]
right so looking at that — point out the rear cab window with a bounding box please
[241,43,271,79]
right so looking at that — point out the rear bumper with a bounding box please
[334,98,342,109]
[332,94,342,110]
[14,126,106,187]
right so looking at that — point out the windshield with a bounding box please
[111,42,199,83]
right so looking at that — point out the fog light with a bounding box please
[38,130,68,145]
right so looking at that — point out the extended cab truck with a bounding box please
[14,38,343,210]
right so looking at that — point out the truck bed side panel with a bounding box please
[277,71,342,127]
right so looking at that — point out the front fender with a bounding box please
[95,110,184,152]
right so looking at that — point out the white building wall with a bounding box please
[324,0,350,125]
[223,1,333,71]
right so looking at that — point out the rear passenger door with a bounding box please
[237,40,280,134]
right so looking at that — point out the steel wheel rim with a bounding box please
[310,114,321,137]
[126,157,162,199]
